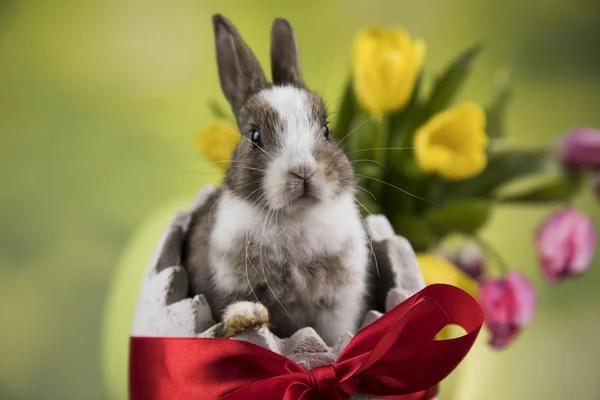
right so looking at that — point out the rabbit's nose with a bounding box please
[289,163,317,180]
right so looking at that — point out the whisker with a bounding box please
[338,117,379,148]
[174,168,264,179]
[346,146,416,155]
[178,159,269,172]
[338,179,378,202]
[351,158,387,170]
[359,212,380,279]
[241,192,268,276]
[236,134,273,160]
[260,206,299,328]
[340,188,380,278]
[320,36,337,101]
[218,189,265,275]
[355,173,435,204]
[262,206,288,289]
[355,185,377,201]
[219,126,274,161]
[244,196,269,303]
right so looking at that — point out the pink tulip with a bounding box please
[558,128,600,170]
[447,241,485,281]
[479,271,537,349]
[536,208,596,284]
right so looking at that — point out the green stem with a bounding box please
[472,236,509,277]
[489,141,554,156]
[372,115,389,208]
[373,115,389,169]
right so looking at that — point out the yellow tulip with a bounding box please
[353,27,426,115]
[194,120,240,169]
[414,103,488,180]
[417,253,480,341]
[417,253,479,298]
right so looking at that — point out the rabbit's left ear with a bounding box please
[270,18,305,88]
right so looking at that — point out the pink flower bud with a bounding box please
[536,208,596,284]
[479,270,537,349]
[558,128,600,170]
[448,242,485,281]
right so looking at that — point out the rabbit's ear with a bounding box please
[270,18,305,88]
[213,14,268,118]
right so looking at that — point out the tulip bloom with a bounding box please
[194,120,240,169]
[558,128,600,170]
[479,271,536,349]
[414,103,488,180]
[353,27,425,115]
[446,241,486,281]
[536,208,596,284]
[416,253,479,298]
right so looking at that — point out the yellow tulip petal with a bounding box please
[413,102,488,181]
[353,26,425,115]
[417,253,479,298]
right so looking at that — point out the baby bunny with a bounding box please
[183,14,370,346]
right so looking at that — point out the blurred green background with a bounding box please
[1,0,599,399]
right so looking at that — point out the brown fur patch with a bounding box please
[223,96,281,204]
[305,91,328,123]
[270,18,305,88]
[213,14,269,118]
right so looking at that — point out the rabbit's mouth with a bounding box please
[287,177,320,208]
[291,194,319,208]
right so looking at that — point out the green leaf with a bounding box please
[333,76,359,144]
[392,215,439,252]
[208,99,231,119]
[425,44,482,117]
[426,199,491,234]
[496,172,584,203]
[427,149,552,203]
[486,70,512,139]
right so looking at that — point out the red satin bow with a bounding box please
[130,284,483,400]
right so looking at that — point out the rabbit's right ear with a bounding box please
[213,14,268,118]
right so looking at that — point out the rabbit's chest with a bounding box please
[209,193,368,301]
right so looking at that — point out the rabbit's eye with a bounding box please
[322,125,330,140]
[250,128,261,148]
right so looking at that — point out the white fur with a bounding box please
[260,85,316,157]
[260,86,324,209]
[208,190,369,344]
[209,191,367,288]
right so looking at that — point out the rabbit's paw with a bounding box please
[220,301,270,338]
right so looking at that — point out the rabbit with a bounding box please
[182,14,370,346]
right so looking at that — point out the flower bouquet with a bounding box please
[197,25,599,349]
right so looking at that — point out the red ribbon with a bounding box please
[130,284,483,400]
